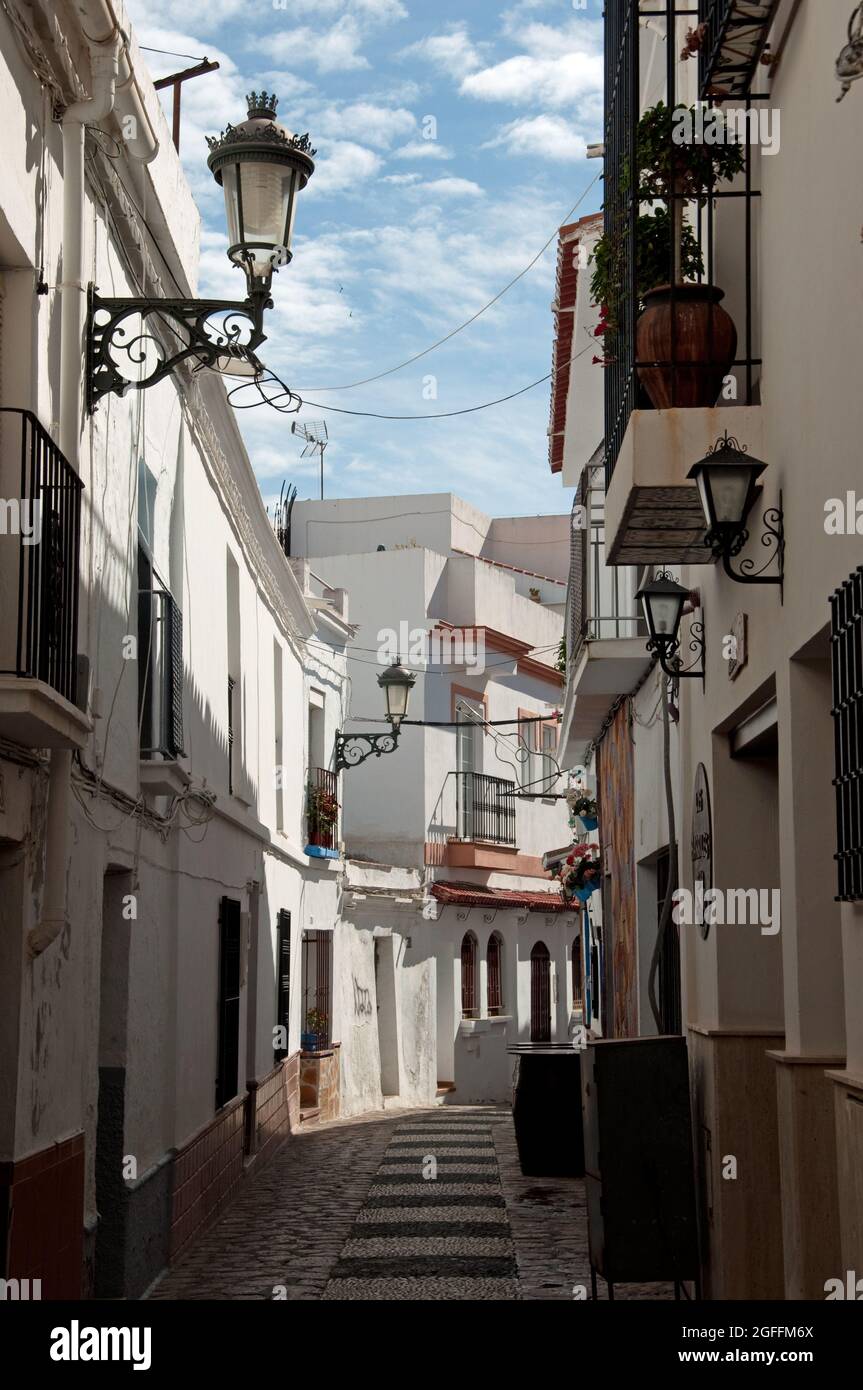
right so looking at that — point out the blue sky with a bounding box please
[126,0,605,517]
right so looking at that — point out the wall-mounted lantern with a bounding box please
[335,662,417,772]
[687,432,784,595]
[636,571,704,683]
[87,92,315,409]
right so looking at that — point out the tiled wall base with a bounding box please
[0,1133,84,1298]
[168,1054,301,1264]
[300,1047,341,1122]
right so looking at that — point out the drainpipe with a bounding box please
[28,25,121,959]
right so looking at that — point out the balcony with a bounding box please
[559,471,651,764]
[698,1,779,100]
[0,409,89,748]
[305,766,340,859]
[455,771,517,847]
[603,1,763,566]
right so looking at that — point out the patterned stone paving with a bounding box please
[322,1109,517,1299]
[148,1103,675,1302]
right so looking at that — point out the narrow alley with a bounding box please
[149,1108,673,1302]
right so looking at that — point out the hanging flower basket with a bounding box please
[551,843,602,904]
[566,790,598,832]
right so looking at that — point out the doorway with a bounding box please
[374,934,400,1098]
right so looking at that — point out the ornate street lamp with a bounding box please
[687,431,784,593]
[335,662,417,772]
[87,92,315,409]
[636,571,704,682]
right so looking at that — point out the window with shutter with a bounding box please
[216,897,242,1110]
[831,567,863,901]
[137,542,185,759]
[276,910,291,1059]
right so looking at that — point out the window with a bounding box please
[275,910,291,1060]
[137,543,184,759]
[572,930,584,1012]
[301,929,332,1046]
[455,695,483,838]
[216,897,241,1109]
[460,932,478,1018]
[530,941,551,1042]
[831,568,863,901]
[487,932,503,1016]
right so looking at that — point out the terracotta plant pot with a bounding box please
[636,283,737,409]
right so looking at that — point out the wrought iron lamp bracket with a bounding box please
[87,284,270,411]
[335,725,402,774]
[708,492,785,600]
[648,620,705,686]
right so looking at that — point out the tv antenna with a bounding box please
[291,419,328,499]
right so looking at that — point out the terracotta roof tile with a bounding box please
[431,882,572,913]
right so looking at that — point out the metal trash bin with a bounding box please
[508,1043,585,1177]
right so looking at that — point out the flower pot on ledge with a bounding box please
[636,282,737,410]
[579,814,598,832]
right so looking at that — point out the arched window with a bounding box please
[572,930,584,1012]
[530,941,551,1042]
[461,932,478,1018]
[487,932,503,1016]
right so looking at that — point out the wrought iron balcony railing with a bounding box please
[0,408,82,706]
[603,1,762,486]
[455,771,517,847]
[307,766,339,850]
[698,1,778,101]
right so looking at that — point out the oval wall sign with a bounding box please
[691,762,712,940]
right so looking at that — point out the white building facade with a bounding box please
[0,0,348,1299]
[291,493,584,1110]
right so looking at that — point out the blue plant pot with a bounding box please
[301,1031,318,1052]
[579,815,598,831]
[574,881,600,904]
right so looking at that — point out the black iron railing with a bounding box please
[138,547,185,759]
[455,771,517,846]
[307,766,339,849]
[698,1,778,100]
[830,567,863,902]
[603,1,763,486]
[0,409,82,705]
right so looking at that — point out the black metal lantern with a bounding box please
[206,92,315,295]
[87,91,315,410]
[687,431,784,592]
[636,571,704,682]
[377,661,416,728]
[687,432,765,556]
[335,662,417,772]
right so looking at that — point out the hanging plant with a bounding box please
[308,783,339,828]
[553,843,602,902]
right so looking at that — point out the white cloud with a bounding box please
[391,140,453,161]
[126,0,246,25]
[485,114,587,162]
[401,24,483,79]
[312,102,416,148]
[461,49,601,108]
[273,0,406,18]
[257,16,370,73]
[381,172,421,184]
[305,140,382,196]
[418,177,485,199]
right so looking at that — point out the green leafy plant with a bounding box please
[305,1009,328,1035]
[589,101,745,355]
[555,636,566,675]
[308,784,339,828]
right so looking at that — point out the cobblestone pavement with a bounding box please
[148,1104,674,1301]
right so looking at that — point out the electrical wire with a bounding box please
[140,46,209,62]
[298,168,602,392]
[227,341,595,422]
